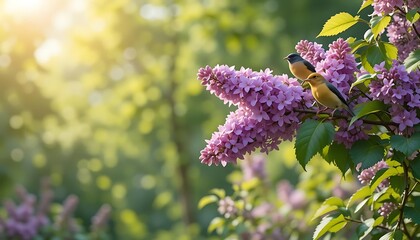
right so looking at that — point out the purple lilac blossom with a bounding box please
[387,15,420,61]
[295,40,326,66]
[369,61,420,134]
[0,187,50,240]
[217,197,237,218]
[372,0,404,16]
[378,202,398,217]
[241,154,267,181]
[197,65,312,166]
[358,160,389,190]
[316,38,358,95]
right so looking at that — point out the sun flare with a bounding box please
[4,0,44,15]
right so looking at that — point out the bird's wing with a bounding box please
[326,82,348,105]
[303,60,316,72]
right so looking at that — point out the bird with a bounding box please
[284,53,316,80]
[304,73,354,116]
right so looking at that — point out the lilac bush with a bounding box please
[0,183,112,239]
[199,0,420,239]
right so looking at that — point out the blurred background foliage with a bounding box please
[0,0,362,238]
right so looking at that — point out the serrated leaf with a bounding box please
[370,167,402,190]
[318,12,359,37]
[350,136,385,169]
[313,214,347,240]
[208,217,225,233]
[327,142,352,175]
[210,188,226,198]
[198,195,218,209]
[312,197,345,221]
[404,49,420,72]
[349,73,376,92]
[347,185,372,208]
[379,42,398,67]
[358,0,373,13]
[295,120,335,170]
[371,16,391,38]
[390,132,420,156]
[350,100,388,126]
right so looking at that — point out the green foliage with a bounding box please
[295,119,335,170]
[350,136,385,169]
[404,49,420,72]
[350,100,387,126]
[390,133,420,157]
[317,12,359,37]
[313,214,347,240]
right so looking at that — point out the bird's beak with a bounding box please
[283,56,288,60]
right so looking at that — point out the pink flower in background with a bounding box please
[372,0,404,16]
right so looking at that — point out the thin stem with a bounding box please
[398,161,413,239]
[294,109,398,127]
[344,217,392,231]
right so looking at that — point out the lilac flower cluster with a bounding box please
[387,15,420,61]
[296,38,368,148]
[378,202,398,217]
[197,65,312,166]
[295,40,326,66]
[358,160,389,189]
[369,61,420,133]
[0,186,51,240]
[316,38,358,95]
[372,0,404,16]
[217,197,237,218]
[241,154,267,181]
[0,184,112,239]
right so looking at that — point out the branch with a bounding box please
[294,109,398,127]
[344,217,392,231]
[398,161,413,240]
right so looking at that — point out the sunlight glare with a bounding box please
[4,0,44,15]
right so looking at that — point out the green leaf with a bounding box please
[358,0,373,13]
[350,39,369,53]
[355,198,370,213]
[295,119,335,170]
[404,49,420,72]
[210,188,226,198]
[241,178,260,191]
[361,45,384,73]
[327,142,352,175]
[313,214,347,240]
[379,232,393,240]
[371,16,391,38]
[364,29,374,43]
[318,12,359,37]
[347,185,372,208]
[404,196,420,224]
[370,167,402,191]
[379,42,398,66]
[390,132,420,156]
[312,197,344,221]
[208,217,225,233]
[349,73,376,92]
[198,195,218,209]
[350,100,387,126]
[350,136,385,169]
[406,9,420,23]
[409,155,420,180]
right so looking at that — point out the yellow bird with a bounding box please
[304,73,354,116]
[284,53,316,80]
